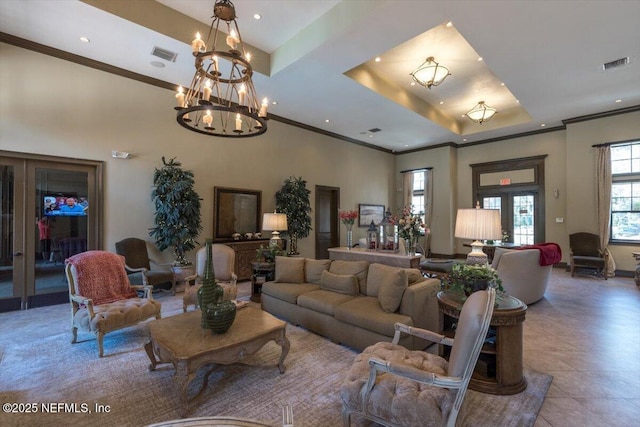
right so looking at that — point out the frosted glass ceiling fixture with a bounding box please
[174,0,268,138]
[465,101,497,124]
[410,56,451,89]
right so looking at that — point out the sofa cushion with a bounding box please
[261,281,320,304]
[305,258,332,285]
[378,271,409,313]
[320,270,359,295]
[334,296,413,337]
[329,260,369,294]
[298,289,357,316]
[275,256,305,283]
[403,268,424,285]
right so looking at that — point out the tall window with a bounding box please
[610,141,640,242]
[411,172,425,224]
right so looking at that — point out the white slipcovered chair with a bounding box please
[65,250,162,357]
[183,243,238,312]
[492,247,552,305]
[341,288,495,427]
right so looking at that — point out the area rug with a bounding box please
[0,294,551,426]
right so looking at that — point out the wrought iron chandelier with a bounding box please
[465,101,497,124]
[174,0,267,138]
[410,57,451,89]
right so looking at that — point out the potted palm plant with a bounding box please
[149,157,202,266]
[275,176,312,255]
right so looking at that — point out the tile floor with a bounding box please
[525,269,640,427]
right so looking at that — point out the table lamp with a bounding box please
[454,203,502,265]
[263,212,288,247]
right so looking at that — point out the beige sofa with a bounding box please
[261,256,441,351]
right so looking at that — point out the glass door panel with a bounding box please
[512,195,535,245]
[0,159,24,311]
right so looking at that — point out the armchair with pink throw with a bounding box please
[491,243,561,305]
[65,251,162,357]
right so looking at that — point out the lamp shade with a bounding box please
[465,101,497,124]
[454,208,502,241]
[263,213,287,231]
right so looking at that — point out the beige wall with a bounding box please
[397,114,639,271]
[0,43,394,262]
[2,42,638,271]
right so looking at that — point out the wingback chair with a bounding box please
[183,243,238,312]
[115,237,177,293]
[569,232,607,279]
[65,250,162,357]
[341,288,496,427]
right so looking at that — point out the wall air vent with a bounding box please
[603,57,629,70]
[151,46,178,63]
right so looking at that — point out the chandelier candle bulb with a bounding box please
[238,84,246,105]
[235,114,242,130]
[259,98,268,117]
[212,55,219,71]
[175,87,185,107]
[203,81,212,101]
[203,111,213,127]
[226,29,239,49]
[191,32,205,53]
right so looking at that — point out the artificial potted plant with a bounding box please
[275,176,312,255]
[443,263,504,299]
[149,157,202,266]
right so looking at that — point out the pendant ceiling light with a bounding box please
[410,56,451,89]
[465,101,497,124]
[174,0,267,138]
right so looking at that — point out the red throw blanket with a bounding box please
[66,251,137,305]
[517,243,562,266]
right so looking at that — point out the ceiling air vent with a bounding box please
[151,46,178,63]
[368,128,382,133]
[603,57,629,70]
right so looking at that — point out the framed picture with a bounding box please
[214,187,262,240]
[358,204,385,227]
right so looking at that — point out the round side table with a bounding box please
[437,290,528,395]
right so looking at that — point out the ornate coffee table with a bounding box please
[145,307,290,416]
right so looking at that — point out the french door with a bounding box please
[480,192,542,245]
[0,152,102,312]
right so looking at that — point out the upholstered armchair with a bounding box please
[492,247,553,305]
[115,237,177,293]
[183,243,238,312]
[65,250,162,357]
[569,232,607,279]
[341,288,495,427]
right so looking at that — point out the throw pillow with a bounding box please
[305,258,332,285]
[366,263,408,313]
[403,268,424,285]
[274,256,305,283]
[329,260,369,294]
[320,270,359,296]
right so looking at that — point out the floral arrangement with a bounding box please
[395,205,424,241]
[443,263,504,297]
[338,210,358,226]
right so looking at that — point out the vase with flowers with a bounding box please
[396,205,424,255]
[338,210,358,249]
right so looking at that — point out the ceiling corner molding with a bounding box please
[562,105,640,125]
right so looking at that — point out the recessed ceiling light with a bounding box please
[460,114,466,118]
[404,144,409,147]
[500,82,505,86]
[516,100,520,103]
[410,81,416,86]
[615,99,622,103]
[325,119,330,123]
[253,13,262,20]
[150,61,165,68]
[446,21,453,28]
[541,123,546,127]
[439,101,444,105]
[374,57,381,62]
[369,134,373,137]
[271,101,277,105]
[463,138,467,142]
[79,36,90,43]
[477,57,483,62]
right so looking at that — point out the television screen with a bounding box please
[44,195,88,216]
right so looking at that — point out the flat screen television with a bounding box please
[44,194,88,216]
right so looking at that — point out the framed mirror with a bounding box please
[214,187,262,240]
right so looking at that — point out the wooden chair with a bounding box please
[569,232,607,279]
[65,250,161,357]
[115,237,177,293]
[341,288,496,427]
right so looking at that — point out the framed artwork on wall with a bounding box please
[358,204,385,227]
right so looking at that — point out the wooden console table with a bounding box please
[221,239,271,281]
[328,247,421,268]
[437,290,528,395]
